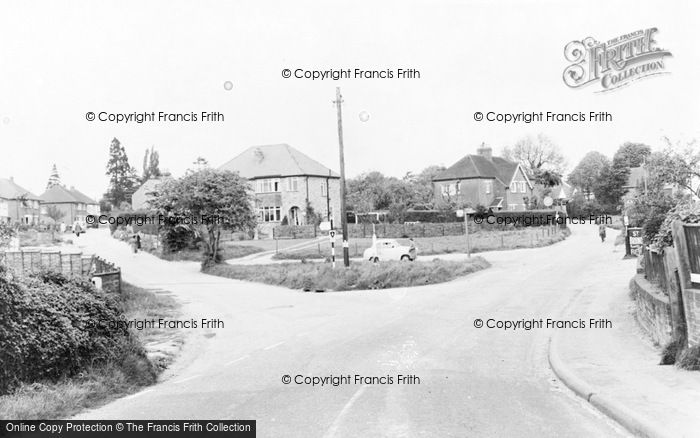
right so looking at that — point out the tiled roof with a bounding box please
[0,178,40,200]
[40,185,81,203]
[68,187,98,204]
[219,144,339,179]
[433,154,518,186]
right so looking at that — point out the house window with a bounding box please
[321,182,327,197]
[256,178,281,193]
[287,177,300,192]
[508,204,517,211]
[510,182,517,192]
[519,182,526,193]
[485,181,492,194]
[441,182,458,197]
[259,206,281,222]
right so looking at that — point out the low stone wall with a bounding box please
[629,274,673,346]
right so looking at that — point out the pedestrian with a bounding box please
[136,232,142,250]
[598,222,606,243]
[129,234,139,253]
[59,221,66,234]
[72,220,82,237]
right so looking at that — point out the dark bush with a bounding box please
[161,225,201,253]
[659,338,684,365]
[0,267,149,394]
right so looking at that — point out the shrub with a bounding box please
[659,338,684,365]
[677,345,700,371]
[0,267,151,394]
[651,201,700,250]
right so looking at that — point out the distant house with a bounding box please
[132,178,165,210]
[39,185,99,224]
[623,166,678,197]
[432,145,533,211]
[0,177,41,224]
[219,144,340,237]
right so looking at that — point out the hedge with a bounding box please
[0,266,150,394]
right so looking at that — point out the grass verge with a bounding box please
[272,228,571,261]
[155,243,263,262]
[204,257,490,291]
[0,282,180,420]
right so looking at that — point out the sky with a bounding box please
[0,0,698,200]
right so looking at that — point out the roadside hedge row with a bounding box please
[0,266,151,394]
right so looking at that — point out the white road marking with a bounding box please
[122,389,154,400]
[323,385,369,438]
[263,341,285,350]
[225,355,250,366]
[172,374,201,384]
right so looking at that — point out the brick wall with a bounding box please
[630,274,673,346]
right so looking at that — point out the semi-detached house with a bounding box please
[432,145,534,211]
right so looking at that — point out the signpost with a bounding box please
[329,230,337,268]
[626,227,643,258]
[457,208,477,257]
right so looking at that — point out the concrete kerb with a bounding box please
[548,333,671,438]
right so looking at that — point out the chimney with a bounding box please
[477,143,492,160]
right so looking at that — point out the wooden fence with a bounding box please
[637,222,700,348]
[1,250,122,294]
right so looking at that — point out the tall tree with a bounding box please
[567,151,610,199]
[646,138,700,198]
[141,146,162,182]
[105,138,139,208]
[150,169,256,265]
[612,142,651,168]
[594,142,652,211]
[502,134,566,176]
[46,164,62,189]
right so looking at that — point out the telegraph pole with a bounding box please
[334,87,350,267]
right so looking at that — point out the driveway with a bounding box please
[71,226,633,437]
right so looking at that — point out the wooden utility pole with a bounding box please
[334,87,350,267]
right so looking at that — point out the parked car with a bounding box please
[363,239,417,262]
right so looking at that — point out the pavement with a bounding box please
[62,226,700,437]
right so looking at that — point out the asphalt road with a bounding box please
[72,226,633,437]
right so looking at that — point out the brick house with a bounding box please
[219,144,340,237]
[39,185,99,224]
[432,145,533,211]
[0,177,41,224]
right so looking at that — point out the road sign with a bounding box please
[628,227,643,246]
[543,196,553,207]
[329,230,337,240]
[319,221,331,231]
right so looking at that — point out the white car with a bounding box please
[363,239,417,262]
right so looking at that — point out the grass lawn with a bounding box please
[0,283,180,420]
[204,257,490,291]
[271,227,571,261]
[17,230,63,247]
[157,242,264,262]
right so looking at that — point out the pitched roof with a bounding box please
[219,144,339,179]
[134,178,164,196]
[0,178,40,200]
[40,185,81,203]
[433,154,518,186]
[68,187,98,204]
